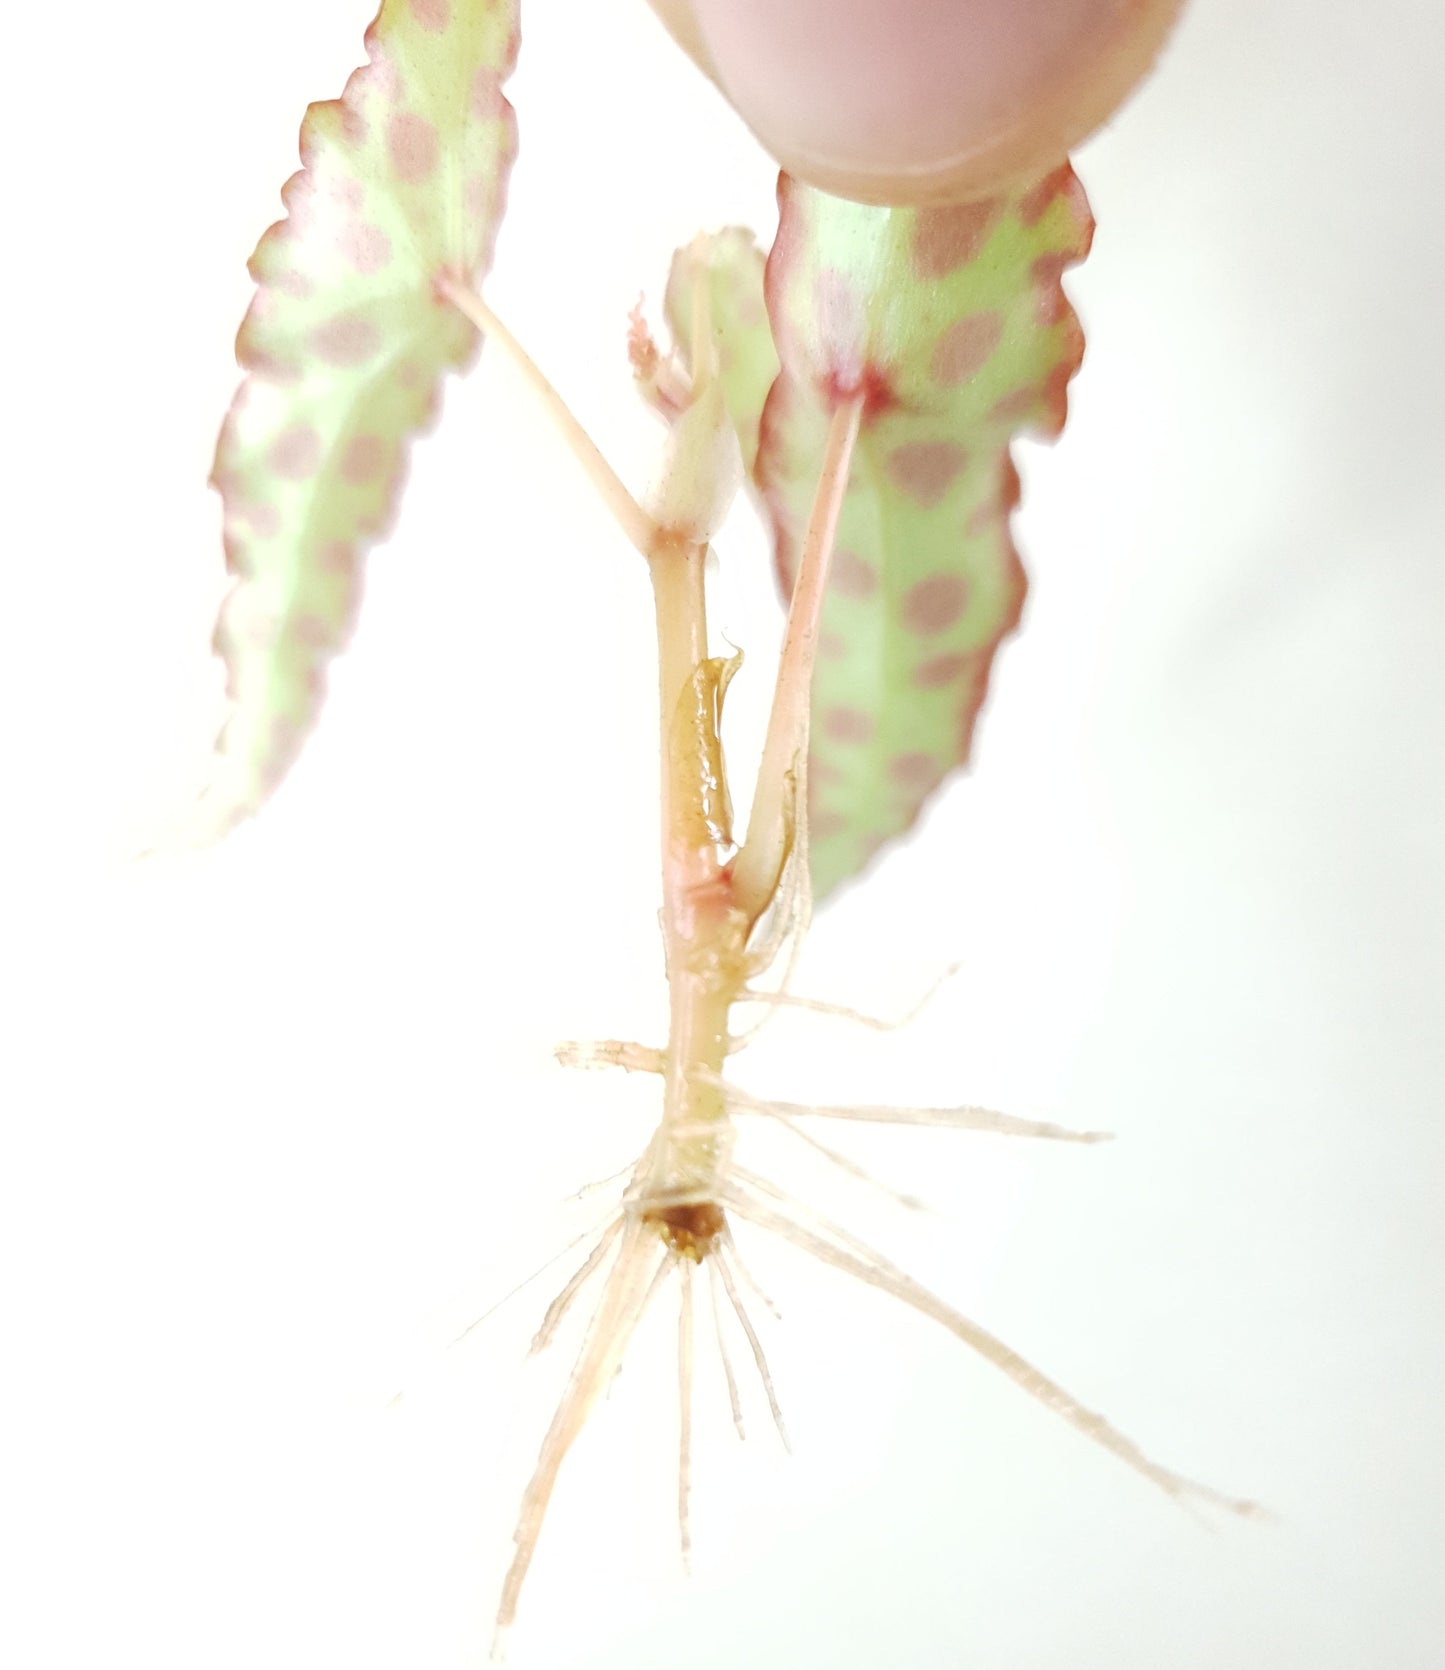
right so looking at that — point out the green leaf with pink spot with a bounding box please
[202,0,518,836]
[757,167,1094,898]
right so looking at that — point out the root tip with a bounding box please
[1233,1496,1276,1523]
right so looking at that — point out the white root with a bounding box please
[719,1077,1112,1144]
[726,1093,930,1213]
[493,1219,668,1654]
[707,1254,747,1440]
[735,959,962,1033]
[721,1166,1266,1523]
[677,1259,696,1567]
[528,1217,624,1358]
[714,1238,790,1452]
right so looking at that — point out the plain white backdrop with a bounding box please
[2,2,1442,1667]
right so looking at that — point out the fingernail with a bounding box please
[673,0,1185,204]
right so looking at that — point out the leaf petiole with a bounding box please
[438,276,658,559]
[731,394,864,924]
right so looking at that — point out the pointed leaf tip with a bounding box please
[199,0,520,839]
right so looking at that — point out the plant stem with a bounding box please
[439,277,657,558]
[644,395,863,1181]
[646,530,739,1186]
[731,395,864,923]
[448,275,860,1188]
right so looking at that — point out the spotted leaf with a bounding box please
[202,0,519,836]
[757,167,1093,897]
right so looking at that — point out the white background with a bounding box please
[2,2,1443,1667]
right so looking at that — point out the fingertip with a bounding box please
[651,0,1187,204]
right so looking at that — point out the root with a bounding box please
[529,1217,623,1357]
[721,1167,1266,1523]
[488,1100,1253,1651]
[677,1259,695,1567]
[720,1079,1111,1144]
[719,1221,782,1322]
[729,1091,930,1213]
[735,960,962,1034]
[493,1219,669,1653]
[568,1162,638,1205]
[714,1236,790,1451]
[387,1212,619,1407]
[707,1256,746,1440]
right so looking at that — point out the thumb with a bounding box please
[648,0,1185,205]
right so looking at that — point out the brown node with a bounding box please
[645,1201,726,1261]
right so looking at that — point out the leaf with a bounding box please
[756,167,1094,898]
[659,228,779,474]
[628,229,776,546]
[202,0,519,837]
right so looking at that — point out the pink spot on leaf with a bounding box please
[341,222,392,275]
[340,104,368,148]
[408,0,451,31]
[269,425,322,481]
[330,176,365,214]
[889,752,940,792]
[472,67,506,118]
[913,652,972,689]
[273,270,315,302]
[237,341,300,385]
[321,540,357,575]
[234,500,281,540]
[292,613,336,650]
[902,575,968,635]
[387,113,439,185]
[988,386,1040,427]
[823,707,874,745]
[1017,165,1072,228]
[341,434,390,485]
[312,313,381,368]
[930,311,1003,386]
[888,441,967,508]
[911,200,999,280]
[831,549,878,600]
